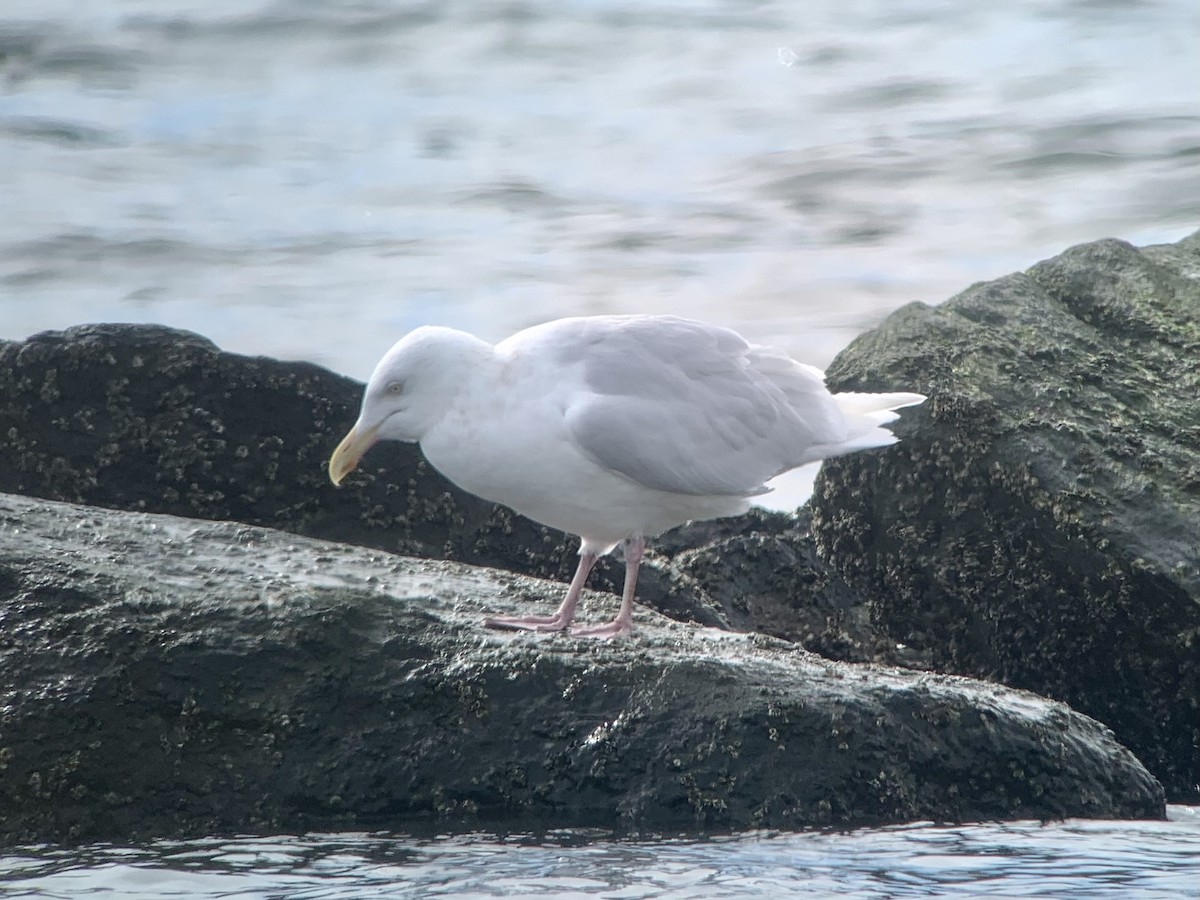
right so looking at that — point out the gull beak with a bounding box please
[328,423,380,486]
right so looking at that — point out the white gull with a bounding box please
[328,314,924,639]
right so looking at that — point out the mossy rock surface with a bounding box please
[812,231,1200,801]
[0,493,1164,843]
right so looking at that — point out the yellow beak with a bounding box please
[328,423,380,486]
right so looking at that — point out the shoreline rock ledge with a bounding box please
[0,492,1164,844]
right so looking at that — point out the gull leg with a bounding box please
[485,546,598,633]
[571,535,643,640]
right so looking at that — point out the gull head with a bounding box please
[328,326,491,486]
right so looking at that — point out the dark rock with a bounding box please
[0,322,893,659]
[811,231,1200,802]
[0,493,1165,843]
[666,509,932,667]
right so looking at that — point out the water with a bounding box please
[2,1,1199,888]
[1,0,1197,381]
[2,808,1199,898]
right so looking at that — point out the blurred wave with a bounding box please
[1,0,1196,382]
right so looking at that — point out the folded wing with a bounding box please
[562,316,886,497]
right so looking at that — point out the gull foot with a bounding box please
[484,614,569,633]
[569,618,634,640]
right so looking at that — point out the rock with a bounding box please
[663,509,932,668]
[811,231,1200,802]
[0,322,895,660]
[0,493,1164,843]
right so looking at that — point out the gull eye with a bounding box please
[387,381,404,396]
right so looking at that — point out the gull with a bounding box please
[328,315,923,639]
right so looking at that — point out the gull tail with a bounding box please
[811,390,926,459]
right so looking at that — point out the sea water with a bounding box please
[2,808,1199,898]
[1,0,1196,379]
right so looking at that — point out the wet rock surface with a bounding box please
[0,322,896,661]
[812,231,1200,802]
[0,493,1165,844]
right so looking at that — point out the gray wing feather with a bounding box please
[563,317,847,496]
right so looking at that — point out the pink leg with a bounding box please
[571,535,644,639]
[485,547,599,633]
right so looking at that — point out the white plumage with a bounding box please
[329,315,924,638]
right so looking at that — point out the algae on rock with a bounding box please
[812,232,1200,801]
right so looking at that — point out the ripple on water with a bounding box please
[1,810,1199,898]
